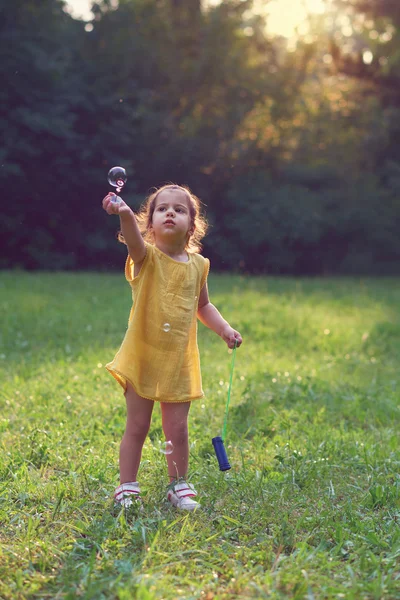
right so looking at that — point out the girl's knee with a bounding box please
[161,402,190,440]
[125,416,151,440]
[162,418,189,442]
[124,383,154,438]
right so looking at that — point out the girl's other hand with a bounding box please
[102,192,130,215]
[221,326,243,349]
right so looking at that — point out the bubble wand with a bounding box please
[212,340,237,471]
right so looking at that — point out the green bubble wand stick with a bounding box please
[212,341,237,470]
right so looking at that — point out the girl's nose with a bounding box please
[166,208,175,216]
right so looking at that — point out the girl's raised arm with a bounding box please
[102,193,146,264]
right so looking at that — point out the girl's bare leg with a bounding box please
[161,402,191,481]
[120,382,154,483]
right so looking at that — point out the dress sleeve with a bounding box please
[125,242,151,285]
[200,257,210,291]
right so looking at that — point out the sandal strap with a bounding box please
[114,482,141,502]
[171,481,197,498]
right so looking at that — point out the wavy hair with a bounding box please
[118,184,208,253]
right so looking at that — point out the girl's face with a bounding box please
[151,188,193,243]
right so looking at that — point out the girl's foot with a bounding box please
[167,480,200,511]
[114,482,142,508]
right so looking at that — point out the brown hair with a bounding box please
[118,183,208,253]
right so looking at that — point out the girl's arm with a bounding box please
[197,282,242,349]
[102,193,146,263]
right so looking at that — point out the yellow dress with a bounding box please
[106,242,210,403]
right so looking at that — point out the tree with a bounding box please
[0,0,90,267]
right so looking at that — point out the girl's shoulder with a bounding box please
[191,251,209,267]
[125,242,154,284]
[191,252,210,288]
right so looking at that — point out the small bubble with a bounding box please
[159,440,174,455]
[162,323,171,332]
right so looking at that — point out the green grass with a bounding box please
[0,271,399,599]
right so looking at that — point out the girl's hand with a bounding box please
[102,192,131,216]
[221,326,243,349]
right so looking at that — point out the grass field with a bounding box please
[0,271,399,600]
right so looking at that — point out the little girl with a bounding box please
[102,184,242,511]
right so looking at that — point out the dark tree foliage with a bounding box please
[1,0,88,267]
[1,0,399,274]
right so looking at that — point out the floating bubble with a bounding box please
[162,323,171,333]
[108,166,127,192]
[159,440,174,455]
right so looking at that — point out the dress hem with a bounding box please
[105,364,204,404]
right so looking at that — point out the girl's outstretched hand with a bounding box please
[102,192,131,216]
[221,326,243,349]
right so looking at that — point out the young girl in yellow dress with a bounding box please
[102,184,242,511]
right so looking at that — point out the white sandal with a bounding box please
[114,482,142,508]
[167,480,200,511]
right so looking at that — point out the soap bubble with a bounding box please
[162,323,171,333]
[159,441,174,455]
[108,166,127,192]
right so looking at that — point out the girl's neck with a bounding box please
[155,239,189,262]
